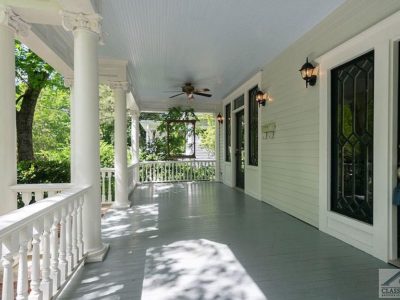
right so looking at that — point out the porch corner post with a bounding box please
[110,82,130,208]
[215,112,221,182]
[0,7,29,215]
[62,11,109,262]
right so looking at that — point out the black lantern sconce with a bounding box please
[217,113,224,125]
[256,90,271,107]
[299,57,317,88]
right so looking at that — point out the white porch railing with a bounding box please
[139,160,216,183]
[99,160,215,202]
[0,185,89,299]
[10,183,73,208]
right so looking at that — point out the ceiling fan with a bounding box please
[168,83,212,100]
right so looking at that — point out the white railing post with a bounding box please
[101,171,106,202]
[107,171,112,202]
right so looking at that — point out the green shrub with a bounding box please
[17,160,70,184]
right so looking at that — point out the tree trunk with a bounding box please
[16,72,49,161]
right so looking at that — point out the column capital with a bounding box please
[63,77,73,88]
[109,81,129,91]
[128,109,140,118]
[0,6,30,37]
[61,11,102,41]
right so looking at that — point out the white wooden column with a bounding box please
[62,11,109,262]
[0,7,28,215]
[130,110,140,164]
[110,82,130,208]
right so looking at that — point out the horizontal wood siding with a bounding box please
[260,0,400,227]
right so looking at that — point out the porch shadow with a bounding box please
[142,239,267,300]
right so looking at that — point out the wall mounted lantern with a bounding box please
[256,90,271,107]
[217,113,224,125]
[299,57,317,88]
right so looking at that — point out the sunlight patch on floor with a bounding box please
[141,239,267,300]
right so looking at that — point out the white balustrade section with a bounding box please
[10,183,73,207]
[127,162,139,194]
[0,185,89,300]
[100,168,115,203]
[139,160,216,183]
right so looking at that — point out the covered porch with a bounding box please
[3,0,400,299]
[60,182,390,300]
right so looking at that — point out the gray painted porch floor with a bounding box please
[59,182,393,300]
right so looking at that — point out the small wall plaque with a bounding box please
[262,122,276,139]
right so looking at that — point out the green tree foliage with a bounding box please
[16,41,65,161]
[197,114,216,155]
[33,86,70,162]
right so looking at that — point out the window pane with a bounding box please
[225,103,231,162]
[331,51,374,224]
[248,86,258,166]
[234,95,244,110]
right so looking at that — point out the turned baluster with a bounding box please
[58,207,68,284]
[41,215,53,299]
[2,235,17,300]
[16,229,29,300]
[66,202,74,275]
[72,199,79,267]
[29,224,43,300]
[77,196,85,259]
[50,211,60,293]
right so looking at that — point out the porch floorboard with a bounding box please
[59,182,392,300]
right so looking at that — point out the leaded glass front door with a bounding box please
[331,51,374,224]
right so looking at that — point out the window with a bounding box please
[248,86,258,166]
[234,95,244,110]
[225,103,231,162]
[331,51,374,224]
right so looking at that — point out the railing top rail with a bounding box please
[10,183,74,192]
[0,185,90,239]
[127,162,140,169]
[101,168,115,172]
[140,160,216,164]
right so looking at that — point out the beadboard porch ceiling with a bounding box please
[20,0,345,110]
[98,0,345,108]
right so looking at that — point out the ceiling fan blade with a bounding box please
[193,92,212,98]
[169,92,185,98]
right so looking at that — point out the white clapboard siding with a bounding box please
[258,0,400,227]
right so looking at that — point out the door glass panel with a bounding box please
[331,51,374,224]
[236,110,245,189]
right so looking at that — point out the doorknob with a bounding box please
[398,167,400,179]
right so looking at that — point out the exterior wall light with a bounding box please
[217,113,224,125]
[256,90,271,107]
[299,57,317,88]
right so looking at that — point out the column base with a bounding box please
[111,202,131,209]
[86,243,110,263]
